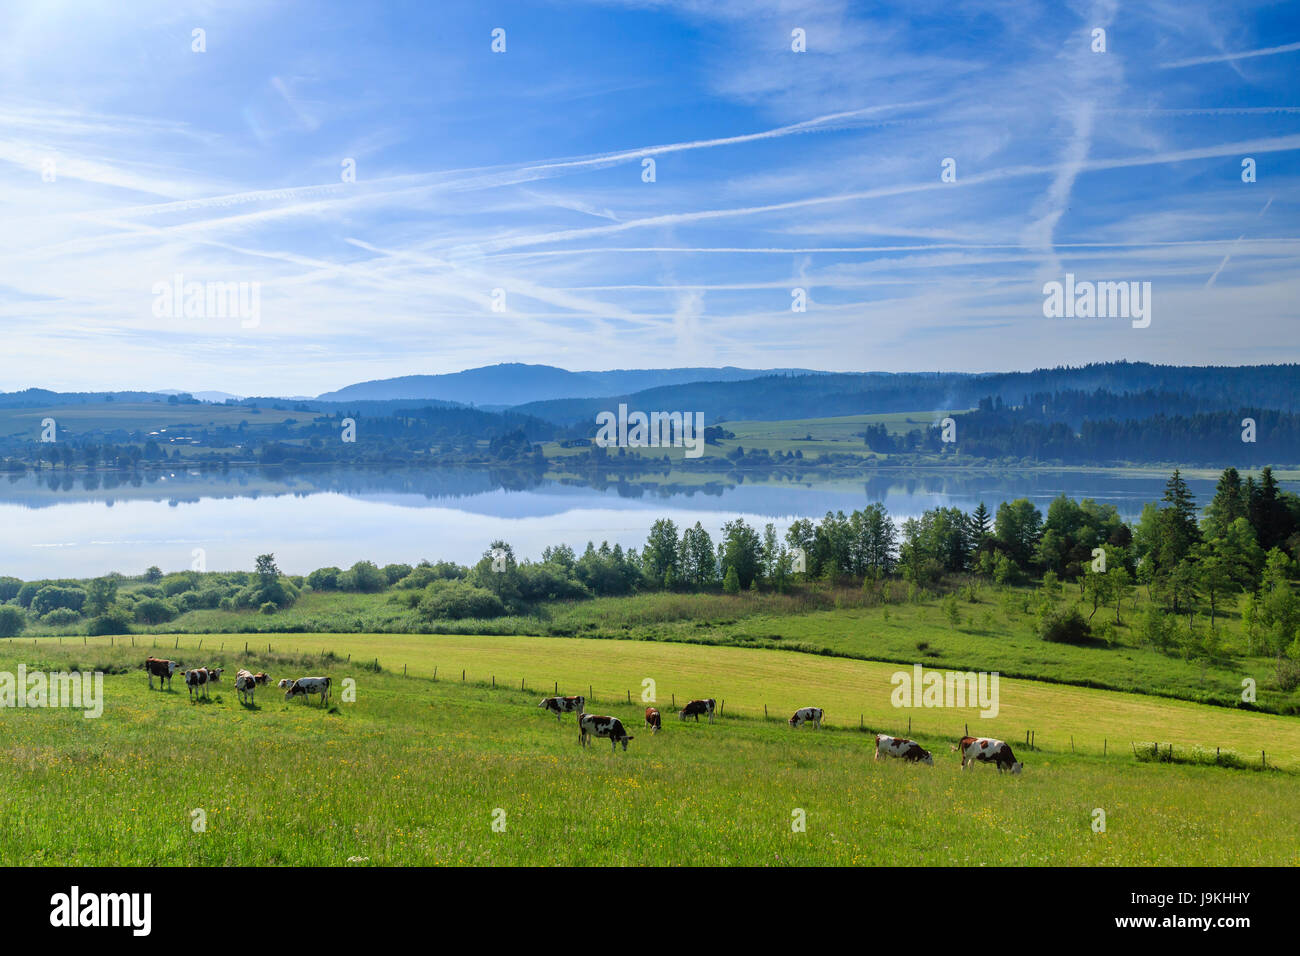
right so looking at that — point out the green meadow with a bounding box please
[1,634,1296,866]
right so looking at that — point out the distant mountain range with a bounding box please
[2,364,1295,430]
[314,364,823,406]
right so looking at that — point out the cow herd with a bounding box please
[537,692,1025,773]
[143,657,332,707]
[145,656,1024,773]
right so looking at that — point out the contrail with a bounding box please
[1160,40,1300,69]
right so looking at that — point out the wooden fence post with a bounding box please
[764,704,768,718]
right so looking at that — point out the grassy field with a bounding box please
[2,634,1296,866]
[85,582,1298,715]
[0,402,303,439]
[540,410,949,463]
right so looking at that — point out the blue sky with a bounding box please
[1,0,1298,396]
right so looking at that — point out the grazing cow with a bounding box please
[235,669,258,704]
[954,736,1023,774]
[788,706,824,729]
[538,695,585,721]
[678,698,716,723]
[874,734,933,765]
[644,707,661,733]
[578,713,634,751]
[144,657,182,690]
[285,676,331,705]
[252,672,271,686]
[185,667,223,701]
[278,678,293,690]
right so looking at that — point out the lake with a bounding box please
[0,465,1285,578]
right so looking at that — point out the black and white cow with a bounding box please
[788,706,824,729]
[185,666,223,701]
[538,695,585,721]
[235,669,258,704]
[285,676,331,705]
[578,713,634,751]
[874,734,933,765]
[678,698,716,723]
[145,657,182,690]
[278,678,293,690]
[955,736,1023,774]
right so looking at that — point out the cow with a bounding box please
[578,713,634,751]
[874,734,933,765]
[252,672,271,686]
[185,667,223,701]
[538,695,585,721]
[788,706,824,729]
[278,678,293,690]
[954,736,1023,774]
[285,676,331,705]
[644,707,661,733]
[145,657,182,691]
[235,669,258,704]
[678,698,716,723]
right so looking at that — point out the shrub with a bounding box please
[0,576,22,602]
[1038,606,1092,644]
[16,582,41,608]
[87,606,132,636]
[162,573,199,597]
[0,605,26,638]
[31,586,88,616]
[346,561,387,593]
[722,566,741,594]
[417,580,506,620]
[383,563,414,585]
[40,608,82,627]
[307,567,342,591]
[134,598,177,625]
[259,601,278,615]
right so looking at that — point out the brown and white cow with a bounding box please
[789,706,824,729]
[644,707,662,733]
[874,734,933,765]
[678,698,715,723]
[538,695,585,721]
[145,657,182,690]
[278,678,293,690]
[185,666,223,701]
[285,676,331,705]
[252,672,271,686]
[954,736,1023,774]
[235,669,258,704]
[578,713,634,751]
